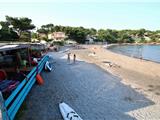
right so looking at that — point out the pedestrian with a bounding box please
[73,54,76,63]
[67,53,71,63]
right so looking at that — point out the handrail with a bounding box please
[1,55,49,120]
[9,72,37,119]
[5,56,48,108]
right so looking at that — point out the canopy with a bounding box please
[0,44,29,52]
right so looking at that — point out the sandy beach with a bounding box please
[72,45,160,118]
[72,45,160,97]
[19,45,160,120]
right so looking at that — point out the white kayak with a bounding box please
[45,61,52,71]
[59,102,83,120]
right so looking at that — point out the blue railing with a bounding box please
[1,55,49,120]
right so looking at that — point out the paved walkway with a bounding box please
[20,51,154,120]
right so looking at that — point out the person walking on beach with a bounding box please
[73,54,76,63]
[67,53,71,63]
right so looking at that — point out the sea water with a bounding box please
[108,45,160,63]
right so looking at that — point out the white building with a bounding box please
[85,35,96,44]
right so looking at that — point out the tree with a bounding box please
[5,16,35,40]
[37,24,55,40]
[0,21,19,41]
[31,32,38,39]
[97,29,106,42]
[89,28,97,35]
[97,29,117,43]
[66,27,87,43]
[41,23,54,33]
[137,28,146,37]
[53,25,62,32]
[37,23,160,44]
[37,28,48,34]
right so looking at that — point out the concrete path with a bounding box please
[20,51,154,120]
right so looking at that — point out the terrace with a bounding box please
[0,44,49,120]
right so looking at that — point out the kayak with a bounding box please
[59,102,83,120]
[45,61,52,72]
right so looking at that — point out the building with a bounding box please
[85,35,96,44]
[48,32,66,41]
[38,33,47,39]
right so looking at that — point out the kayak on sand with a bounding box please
[59,102,83,120]
[45,61,52,71]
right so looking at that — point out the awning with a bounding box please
[0,44,30,52]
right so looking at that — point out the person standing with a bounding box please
[67,53,71,63]
[73,54,76,63]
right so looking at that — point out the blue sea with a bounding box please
[108,44,160,63]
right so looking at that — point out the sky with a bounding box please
[0,0,160,30]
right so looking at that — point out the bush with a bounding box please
[52,41,64,46]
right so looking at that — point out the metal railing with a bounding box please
[0,55,49,120]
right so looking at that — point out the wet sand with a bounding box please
[19,48,160,120]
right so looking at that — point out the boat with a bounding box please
[59,102,83,120]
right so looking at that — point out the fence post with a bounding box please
[0,92,10,120]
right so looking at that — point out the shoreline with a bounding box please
[109,49,160,64]
[106,43,160,64]
[106,42,160,49]
[72,45,160,104]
